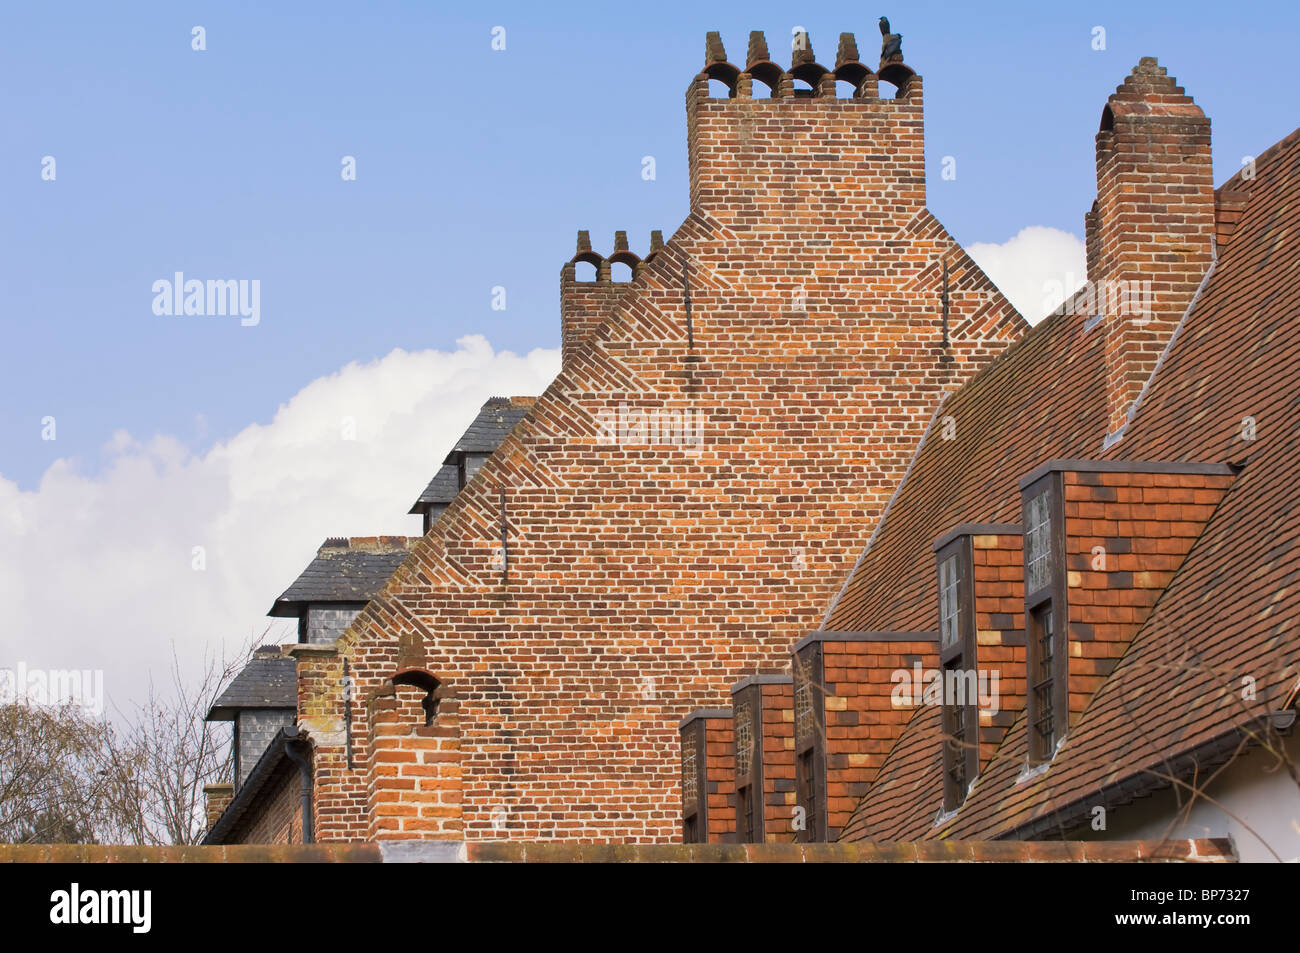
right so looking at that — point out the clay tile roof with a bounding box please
[267,536,414,617]
[205,651,297,721]
[824,296,1107,635]
[835,126,1300,843]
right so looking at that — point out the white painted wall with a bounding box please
[1068,729,1300,863]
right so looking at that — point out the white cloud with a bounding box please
[0,336,560,714]
[967,226,1088,324]
[0,228,1082,715]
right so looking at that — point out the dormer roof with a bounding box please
[205,647,297,721]
[267,536,414,618]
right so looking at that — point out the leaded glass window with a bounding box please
[794,675,814,743]
[681,732,698,808]
[1025,492,1053,591]
[939,553,961,647]
[734,701,754,779]
[1031,604,1057,759]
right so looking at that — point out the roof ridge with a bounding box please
[1216,124,1300,194]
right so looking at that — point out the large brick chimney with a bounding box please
[559,230,662,366]
[1086,58,1215,441]
[687,30,925,233]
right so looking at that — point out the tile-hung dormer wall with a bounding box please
[205,646,298,791]
[459,452,491,489]
[1018,460,1236,764]
[303,603,367,644]
[728,675,793,844]
[792,631,939,841]
[931,525,1026,812]
[235,709,295,788]
[678,709,734,843]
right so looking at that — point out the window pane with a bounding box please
[681,733,698,806]
[1032,606,1056,757]
[735,702,754,779]
[1026,493,1053,591]
[939,553,961,647]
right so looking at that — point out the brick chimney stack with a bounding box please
[686,30,925,227]
[1086,58,1215,441]
[559,229,661,366]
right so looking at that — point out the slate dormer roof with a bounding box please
[407,464,459,515]
[267,536,414,618]
[408,395,536,516]
[205,647,297,721]
[442,396,535,462]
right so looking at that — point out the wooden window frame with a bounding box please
[736,782,756,844]
[680,719,708,842]
[1022,473,1068,764]
[936,536,978,810]
[792,642,826,842]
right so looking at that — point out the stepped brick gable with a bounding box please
[303,28,1025,843]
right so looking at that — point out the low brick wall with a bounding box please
[465,839,1235,863]
[0,838,1234,863]
[0,844,381,863]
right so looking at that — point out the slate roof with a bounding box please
[407,396,535,515]
[407,464,459,514]
[206,648,298,721]
[267,536,414,618]
[443,396,535,460]
[835,125,1300,842]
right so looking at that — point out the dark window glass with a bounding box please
[798,749,818,842]
[737,784,756,843]
[1031,604,1056,760]
[941,658,973,810]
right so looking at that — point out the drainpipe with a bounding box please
[283,727,314,844]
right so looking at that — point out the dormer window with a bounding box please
[1025,492,1053,593]
[459,452,489,489]
[935,536,976,811]
[938,553,962,648]
[733,696,761,843]
[1021,475,1066,763]
[1030,604,1057,756]
[680,721,705,843]
[792,643,825,842]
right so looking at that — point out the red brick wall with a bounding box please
[0,838,1237,864]
[289,644,363,842]
[237,768,301,845]
[311,31,1027,844]
[366,681,462,840]
[561,240,636,366]
[203,784,233,835]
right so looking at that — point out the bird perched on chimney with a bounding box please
[879,17,903,62]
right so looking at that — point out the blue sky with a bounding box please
[2,0,1298,490]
